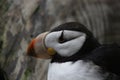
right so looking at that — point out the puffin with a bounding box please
[27,22,120,80]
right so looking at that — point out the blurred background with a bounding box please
[0,0,120,80]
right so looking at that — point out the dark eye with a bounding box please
[58,30,78,43]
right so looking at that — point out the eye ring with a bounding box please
[58,30,66,43]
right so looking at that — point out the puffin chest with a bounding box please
[47,60,106,80]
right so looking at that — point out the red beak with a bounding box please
[27,39,37,57]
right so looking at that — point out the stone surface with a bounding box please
[0,0,120,80]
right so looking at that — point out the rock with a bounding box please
[0,0,120,80]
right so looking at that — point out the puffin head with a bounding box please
[27,22,100,59]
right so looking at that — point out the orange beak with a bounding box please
[27,32,56,59]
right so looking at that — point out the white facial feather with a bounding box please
[45,30,86,57]
[48,60,108,80]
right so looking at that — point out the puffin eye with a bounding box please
[58,30,78,43]
[58,30,66,43]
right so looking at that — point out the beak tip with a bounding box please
[27,39,36,57]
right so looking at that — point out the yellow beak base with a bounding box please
[47,48,56,56]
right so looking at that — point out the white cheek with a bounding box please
[45,30,86,57]
[45,31,62,48]
[55,34,86,57]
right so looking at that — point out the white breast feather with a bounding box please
[47,60,107,80]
